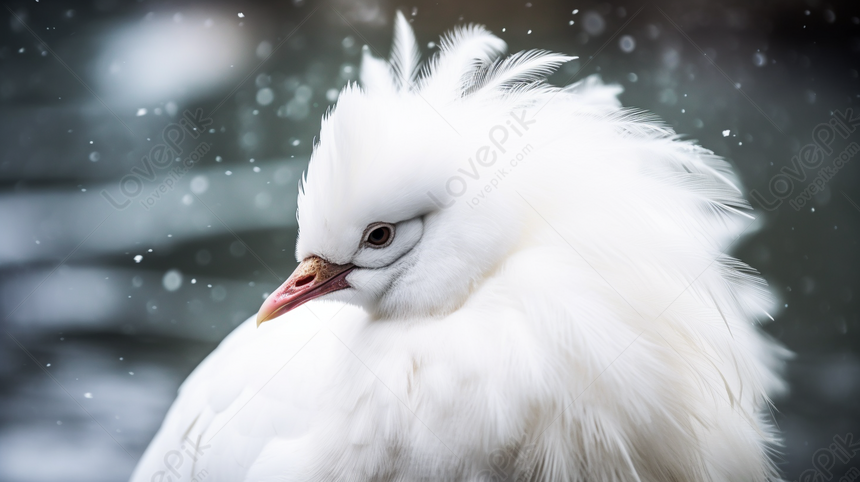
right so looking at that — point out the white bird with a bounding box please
[131,12,787,482]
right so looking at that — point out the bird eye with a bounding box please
[363,223,394,248]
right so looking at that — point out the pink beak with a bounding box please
[256,256,355,326]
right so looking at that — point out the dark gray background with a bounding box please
[1,0,858,480]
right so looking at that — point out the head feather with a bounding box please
[390,10,421,91]
[466,49,576,100]
[419,23,507,101]
[360,45,396,94]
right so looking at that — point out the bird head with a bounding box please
[257,12,573,325]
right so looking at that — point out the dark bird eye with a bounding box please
[364,223,394,248]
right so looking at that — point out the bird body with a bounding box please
[132,13,786,482]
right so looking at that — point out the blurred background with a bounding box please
[1,0,858,480]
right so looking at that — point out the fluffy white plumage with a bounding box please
[131,14,787,482]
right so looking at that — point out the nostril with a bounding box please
[294,274,315,288]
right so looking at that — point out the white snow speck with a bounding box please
[84,392,93,399]
[256,88,274,106]
[582,11,606,35]
[162,269,183,292]
[136,108,147,116]
[619,35,636,53]
[257,41,273,59]
[722,129,731,137]
[190,175,209,194]
[133,255,143,263]
[238,12,245,18]
[165,101,178,116]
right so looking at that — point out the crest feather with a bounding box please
[420,23,507,100]
[390,10,421,91]
[467,49,575,99]
[360,46,396,94]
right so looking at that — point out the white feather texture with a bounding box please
[467,49,577,100]
[359,45,395,95]
[419,23,507,100]
[390,10,421,90]
[131,17,787,482]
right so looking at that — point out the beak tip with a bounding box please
[254,257,354,328]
